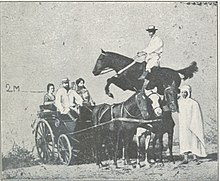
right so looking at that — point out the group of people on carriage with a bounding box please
[39,25,207,167]
[43,77,95,124]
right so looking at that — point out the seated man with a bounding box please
[55,78,80,123]
[137,25,164,80]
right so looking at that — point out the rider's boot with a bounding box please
[138,69,149,80]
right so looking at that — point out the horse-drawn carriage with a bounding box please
[34,88,169,167]
[34,82,181,168]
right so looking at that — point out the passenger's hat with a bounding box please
[62,77,69,83]
[146,25,158,32]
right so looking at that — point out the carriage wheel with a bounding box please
[35,119,55,163]
[57,134,72,165]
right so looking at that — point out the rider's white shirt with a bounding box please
[136,34,164,69]
[143,34,164,56]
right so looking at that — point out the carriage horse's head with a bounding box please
[135,89,162,119]
[163,81,179,112]
[144,88,163,117]
[135,92,152,120]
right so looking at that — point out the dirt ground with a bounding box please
[2,157,218,181]
[2,144,218,180]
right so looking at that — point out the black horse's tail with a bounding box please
[176,61,198,80]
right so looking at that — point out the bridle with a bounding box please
[144,90,161,113]
[97,53,136,76]
[97,53,115,75]
[163,85,177,112]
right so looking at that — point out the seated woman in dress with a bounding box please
[76,78,95,107]
[43,83,56,111]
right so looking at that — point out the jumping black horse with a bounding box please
[92,90,156,168]
[92,49,198,100]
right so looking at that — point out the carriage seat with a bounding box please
[38,105,58,119]
[57,113,76,132]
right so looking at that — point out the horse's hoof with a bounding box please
[124,161,129,165]
[136,164,141,169]
[149,159,156,164]
[124,159,131,165]
[144,162,151,169]
[158,162,164,167]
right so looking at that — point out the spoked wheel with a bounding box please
[57,134,72,165]
[35,119,55,163]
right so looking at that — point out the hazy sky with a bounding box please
[2,2,217,105]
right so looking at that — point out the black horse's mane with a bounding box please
[107,51,134,63]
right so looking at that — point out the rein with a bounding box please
[96,93,145,124]
[98,54,138,76]
[97,106,110,125]
[99,67,114,75]
[121,94,142,118]
[123,102,141,118]
[145,90,161,111]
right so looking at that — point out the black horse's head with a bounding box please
[135,91,155,120]
[92,49,110,76]
[163,81,179,112]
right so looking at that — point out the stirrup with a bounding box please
[138,71,148,80]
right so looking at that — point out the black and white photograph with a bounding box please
[1,1,218,180]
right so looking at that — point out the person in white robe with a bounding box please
[178,85,207,164]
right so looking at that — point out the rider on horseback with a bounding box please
[137,25,164,80]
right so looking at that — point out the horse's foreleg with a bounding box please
[152,135,157,162]
[144,134,151,167]
[168,130,175,164]
[122,144,125,161]
[113,131,120,168]
[136,135,141,167]
[158,135,164,164]
[95,131,102,167]
[123,133,133,165]
[105,78,114,98]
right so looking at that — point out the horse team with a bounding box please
[90,49,198,168]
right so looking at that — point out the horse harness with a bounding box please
[144,90,162,113]
[97,93,143,125]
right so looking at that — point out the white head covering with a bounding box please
[180,84,192,98]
